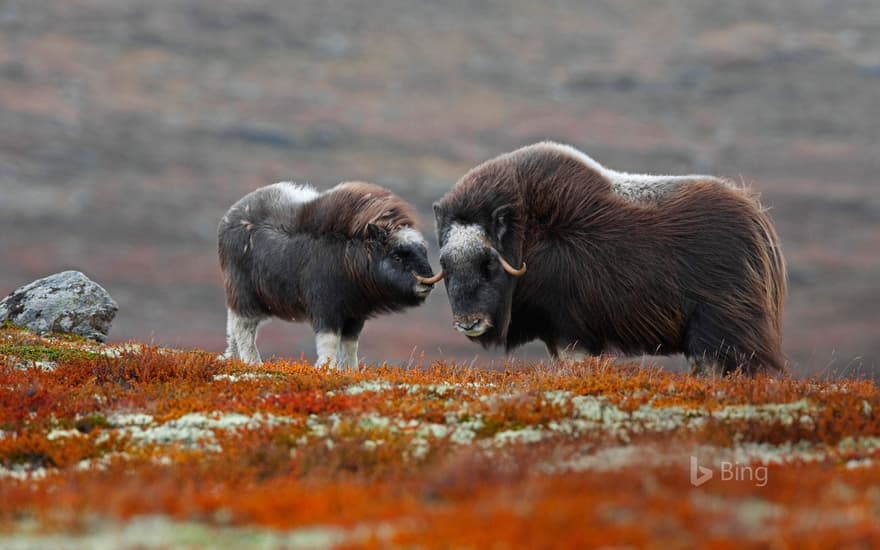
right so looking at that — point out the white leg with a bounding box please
[340,338,358,370]
[315,331,341,369]
[557,344,587,364]
[227,309,263,365]
[223,312,239,359]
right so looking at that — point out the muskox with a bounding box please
[218,181,440,368]
[432,142,786,375]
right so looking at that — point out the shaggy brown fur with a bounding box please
[296,181,417,239]
[435,142,786,375]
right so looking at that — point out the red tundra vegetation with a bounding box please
[1,325,880,548]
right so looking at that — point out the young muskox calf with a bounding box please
[433,142,786,375]
[218,181,440,368]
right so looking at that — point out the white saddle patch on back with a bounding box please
[536,141,715,204]
[271,182,319,205]
[608,173,709,203]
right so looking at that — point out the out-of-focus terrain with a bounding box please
[1,0,878,375]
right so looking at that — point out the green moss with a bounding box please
[0,344,98,363]
[1,324,93,344]
[48,331,92,344]
[474,417,525,438]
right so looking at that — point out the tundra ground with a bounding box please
[1,326,879,548]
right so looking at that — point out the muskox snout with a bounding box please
[414,283,434,298]
[412,270,442,298]
[453,315,491,337]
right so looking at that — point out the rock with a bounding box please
[0,271,118,342]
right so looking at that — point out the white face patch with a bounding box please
[440,223,488,262]
[394,227,427,247]
[270,182,319,205]
[535,141,715,204]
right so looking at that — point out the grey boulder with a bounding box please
[0,270,118,342]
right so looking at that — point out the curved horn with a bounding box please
[414,271,444,285]
[495,252,527,277]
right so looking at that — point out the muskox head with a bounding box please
[367,224,439,305]
[432,202,526,344]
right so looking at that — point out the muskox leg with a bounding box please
[339,319,365,371]
[314,331,342,369]
[223,312,239,359]
[690,356,725,377]
[340,339,358,370]
[225,309,264,365]
[545,339,589,365]
[557,345,587,364]
[684,304,753,376]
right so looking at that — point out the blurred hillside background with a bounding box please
[1,0,878,376]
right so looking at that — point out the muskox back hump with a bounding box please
[530,141,727,205]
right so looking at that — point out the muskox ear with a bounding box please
[492,205,512,242]
[432,202,444,222]
[366,223,388,243]
[432,202,446,243]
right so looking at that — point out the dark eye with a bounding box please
[391,250,406,264]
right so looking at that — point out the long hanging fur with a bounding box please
[435,142,787,375]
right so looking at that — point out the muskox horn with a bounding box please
[495,252,527,277]
[414,271,444,285]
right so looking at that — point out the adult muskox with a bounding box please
[219,181,440,368]
[432,142,786,375]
